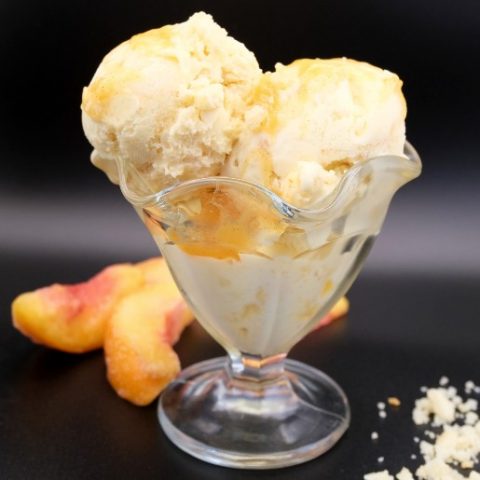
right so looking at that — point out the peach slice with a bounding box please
[104,284,193,406]
[136,257,180,291]
[11,264,144,353]
[11,255,348,406]
[316,297,350,328]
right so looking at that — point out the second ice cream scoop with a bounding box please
[223,58,406,208]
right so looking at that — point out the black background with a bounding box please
[1,1,480,479]
[1,0,479,188]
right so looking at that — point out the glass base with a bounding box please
[158,357,350,469]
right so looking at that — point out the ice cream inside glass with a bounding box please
[81,13,422,469]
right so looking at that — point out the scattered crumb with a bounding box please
[465,381,475,391]
[440,376,450,386]
[459,399,478,414]
[365,378,480,480]
[465,412,479,425]
[434,425,480,464]
[416,457,465,479]
[396,468,415,480]
[419,440,434,460]
[447,386,458,398]
[413,388,455,425]
[364,471,394,480]
[388,397,401,407]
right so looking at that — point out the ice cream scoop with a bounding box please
[222,58,406,207]
[81,12,261,194]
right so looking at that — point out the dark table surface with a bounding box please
[1,251,480,479]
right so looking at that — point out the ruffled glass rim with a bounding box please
[119,141,421,220]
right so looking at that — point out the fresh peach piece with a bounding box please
[12,264,144,353]
[104,284,193,406]
[12,254,346,407]
[316,297,349,328]
[136,257,179,289]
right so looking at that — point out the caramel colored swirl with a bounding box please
[144,185,304,260]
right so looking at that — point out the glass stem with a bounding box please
[227,352,287,384]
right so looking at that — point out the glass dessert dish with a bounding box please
[118,142,421,469]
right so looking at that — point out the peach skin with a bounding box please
[136,257,179,290]
[316,297,350,329]
[11,256,347,406]
[11,264,144,353]
[104,284,194,406]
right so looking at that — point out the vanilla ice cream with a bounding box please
[82,14,406,208]
[160,244,362,356]
[81,12,261,194]
[223,58,406,207]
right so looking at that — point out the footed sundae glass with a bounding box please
[118,142,421,469]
